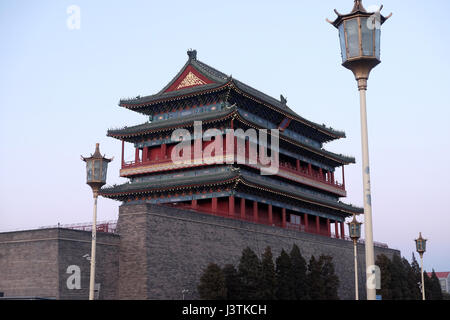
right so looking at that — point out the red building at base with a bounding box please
[100,50,362,239]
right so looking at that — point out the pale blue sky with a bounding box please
[0,0,449,271]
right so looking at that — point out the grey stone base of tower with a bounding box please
[117,203,400,300]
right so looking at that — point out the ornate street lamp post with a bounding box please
[81,143,113,300]
[348,214,362,300]
[415,232,427,300]
[328,0,391,300]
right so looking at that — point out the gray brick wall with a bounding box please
[0,203,400,300]
[0,229,59,298]
[0,228,119,299]
[118,202,400,300]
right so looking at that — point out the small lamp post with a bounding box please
[327,0,392,300]
[348,214,362,300]
[415,232,427,300]
[81,143,113,300]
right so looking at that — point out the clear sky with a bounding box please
[1,0,449,271]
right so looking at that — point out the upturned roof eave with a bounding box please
[100,169,362,215]
[107,105,237,140]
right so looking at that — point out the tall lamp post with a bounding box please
[348,214,362,300]
[81,143,113,300]
[415,232,427,300]
[327,0,391,300]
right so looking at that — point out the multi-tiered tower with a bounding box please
[100,50,362,239]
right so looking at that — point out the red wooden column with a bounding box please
[142,147,148,163]
[253,201,258,222]
[340,221,345,239]
[161,143,167,159]
[212,197,218,214]
[335,221,339,238]
[342,166,346,189]
[282,208,286,228]
[327,219,331,237]
[121,140,125,167]
[316,216,320,234]
[240,198,246,219]
[191,199,198,209]
[319,168,323,181]
[135,148,140,163]
[268,204,273,225]
[228,196,235,216]
[304,213,309,232]
[296,159,300,171]
[331,171,335,184]
[308,163,312,175]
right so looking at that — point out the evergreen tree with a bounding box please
[375,254,392,300]
[198,263,227,300]
[222,264,242,300]
[430,270,443,300]
[402,257,421,300]
[319,255,340,300]
[289,244,309,300]
[238,247,262,300]
[307,255,325,300]
[275,249,295,300]
[390,254,407,300]
[260,247,277,300]
[424,271,433,300]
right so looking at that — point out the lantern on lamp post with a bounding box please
[348,214,362,300]
[81,143,113,300]
[415,232,427,300]
[327,0,392,300]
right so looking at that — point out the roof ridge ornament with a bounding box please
[280,94,287,107]
[187,49,197,61]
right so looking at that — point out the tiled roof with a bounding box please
[119,51,345,140]
[427,272,450,279]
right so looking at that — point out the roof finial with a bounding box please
[93,143,102,157]
[187,49,197,61]
[352,0,367,13]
